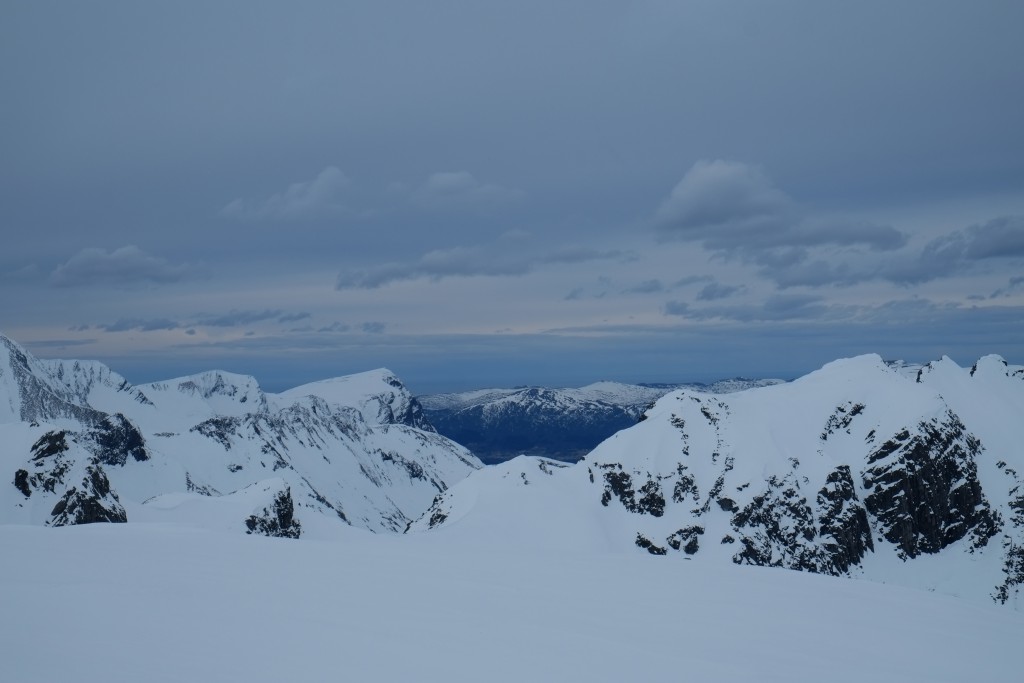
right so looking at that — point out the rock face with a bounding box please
[419,379,784,464]
[414,354,1024,608]
[861,411,998,558]
[15,429,127,526]
[1,333,481,533]
[245,486,302,539]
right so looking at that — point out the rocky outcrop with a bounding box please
[90,413,149,466]
[862,411,999,559]
[49,465,126,526]
[245,487,301,539]
[816,466,873,573]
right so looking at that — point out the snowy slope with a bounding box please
[2,522,1022,683]
[413,354,1024,608]
[420,377,783,463]
[1,333,481,535]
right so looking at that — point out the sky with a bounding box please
[2,1,1023,394]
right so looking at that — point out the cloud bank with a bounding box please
[50,246,192,288]
[336,233,631,289]
[222,166,350,221]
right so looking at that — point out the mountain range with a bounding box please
[0,333,480,536]
[419,378,784,463]
[4,330,1024,610]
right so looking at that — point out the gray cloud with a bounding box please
[963,216,1024,259]
[195,309,301,327]
[317,322,351,333]
[764,259,871,289]
[361,321,386,334]
[410,171,523,211]
[672,275,715,288]
[653,160,911,290]
[99,318,181,332]
[336,233,630,289]
[666,293,834,322]
[278,311,312,323]
[883,215,1024,285]
[4,263,40,281]
[50,246,191,288]
[990,275,1024,299]
[656,160,798,242]
[696,282,743,301]
[222,166,350,220]
[623,279,664,294]
[656,160,906,253]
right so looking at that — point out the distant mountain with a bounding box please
[419,378,784,464]
[411,354,1024,608]
[0,333,481,535]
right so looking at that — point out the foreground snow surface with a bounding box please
[3,524,1021,683]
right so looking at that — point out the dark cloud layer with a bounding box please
[336,234,631,289]
[656,161,907,253]
[50,247,192,288]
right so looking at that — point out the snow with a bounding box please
[1,522,1021,683]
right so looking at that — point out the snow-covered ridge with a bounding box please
[0,333,481,535]
[413,352,1024,609]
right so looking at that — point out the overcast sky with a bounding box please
[2,1,1023,393]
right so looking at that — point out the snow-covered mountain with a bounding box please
[0,333,481,535]
[419,378,783,463]
[412,354,1024,608]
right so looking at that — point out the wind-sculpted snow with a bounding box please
[0,333,481,534]
[414,354,1024,608]
[420,377,783,463]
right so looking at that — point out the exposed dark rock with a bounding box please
[862,412,999,559]
[672,464,699,504]
[90,413,149,465]
[185,472,220,496]
[190,416,241,450]
[717,497,738,512]
[49,465,126,526]
[697,457,734,514]
[821,402,866,441]
[635,533,667,555]
[732,475,822,572]
[816,466,874,573]
[600,469,665,516]
[13,469,31,497]
[666,526,704,554]
[994,490,1024,603]
[245,487,301,539]
[30,431,70,460]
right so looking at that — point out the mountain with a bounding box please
[0,333,481,535]
[419,378,784,463]
[411,354,1024,608]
